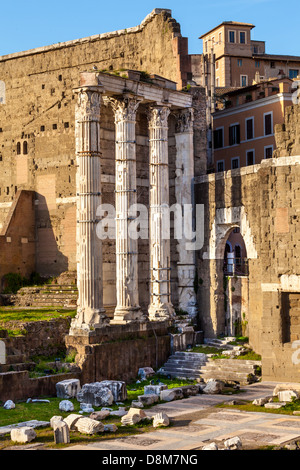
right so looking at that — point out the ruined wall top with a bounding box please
[0,9,177,62]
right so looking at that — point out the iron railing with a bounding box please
[224,257,249,277]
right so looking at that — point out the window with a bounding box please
[239,31,246,44]
[52,124,57,130]
[218,32,222,44]
[289,69,299,79]
[40,125,45,132]
[205,41,208,53]
[229,124,240,145]
[246,117,254,140]
[23,141,28,155]
[265,146,273,159]
[17,142,21,155]
[240,75,248,87]
[213,128,224,149]
[231,157,240,169]
[229,31,235,43]
[217,160,225,172]
[246,150,255,166]
[270,61,275,68]
[216,60,219,70]
[264,112,273,136]
[253,46,258,54]
[216,77,220,87]
[238,59,243,67]
[255,60,260,68]
[64,122,69,129]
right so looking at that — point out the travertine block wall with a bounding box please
[195,157,300,382]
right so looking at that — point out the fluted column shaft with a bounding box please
[175,108,198,319]
[71,85,108,332]
[147,105,174,321]
[104,95,146,323]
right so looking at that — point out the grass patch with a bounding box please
[190,345,221,355]
[0,308,76,324]
[217,398,300,415]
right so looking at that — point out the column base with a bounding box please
[148,302,175,322]
[69,307,109,334]
[111,306,148,324]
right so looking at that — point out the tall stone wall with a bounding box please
[195,156,300,382]
[0,10,204,298]
[274,103,300,157]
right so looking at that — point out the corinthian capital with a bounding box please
[103,95,142,123]
[75,86,102,121]
[147,105,171,128]
[175,108,194,133]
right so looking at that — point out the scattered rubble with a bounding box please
[202,442,218,450]
[3,400,15,410]
[224,436,242,450]
[152,412,170,428]
[59,400,74,412]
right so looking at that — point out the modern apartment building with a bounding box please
[191,21,300,88]
[212,77,294,172]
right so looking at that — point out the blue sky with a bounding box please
[0,0,299,57]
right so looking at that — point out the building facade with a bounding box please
[213,77,294,171]
[193,21,300,88]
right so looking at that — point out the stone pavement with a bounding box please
[62,381,300,451]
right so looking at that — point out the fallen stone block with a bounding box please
[74,417,104,434]
[224,436,242,450]
[3,400,15,410]
[273,383,300,396]
[138,367,155,379]
[59,400,74,412]
[77,383,114,407]
[11,427,37,443]
[121,408,147,426]
[56,379,81,399]
[202,379,225,394]
[137,394,159,406]
[252,396,272,406]
[180,385,199,397]
[98,380,127,401]
[131,400,144,408]
[80,403,94,413]
[53,421,70,444]
[90,410,110,421]
[104,424,118,433]
[202,442,218,450]
[144,384,168,395]
[278,390,299,402]
[153,412,169,428]
[160,388,184,402]
[264,402,286,409]
[64,414,84,431]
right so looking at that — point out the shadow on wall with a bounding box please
[0,190,36,293]
[35,192,69,278]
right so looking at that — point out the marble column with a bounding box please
[70,84,108,333]
[147,105,174,321]
[104,94,146,323]
[175,108,198,320]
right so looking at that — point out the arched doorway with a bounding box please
[223,227,249,337]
